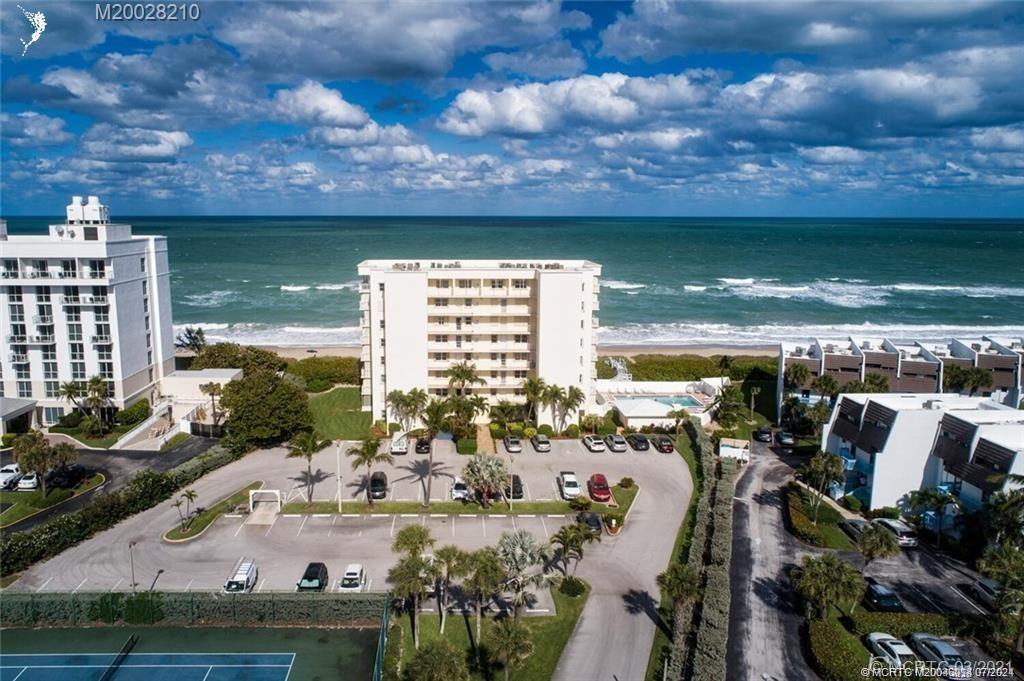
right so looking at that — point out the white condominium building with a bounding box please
[357,259,602,426]
[0,197,175,429]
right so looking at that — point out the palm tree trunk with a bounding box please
[440,580,448,633]
[475,597,482,643]
[504,666,510,681]
[413,595,420,650]
[307,462,313,505]
[1015,609,1024,653]
[367,465,373,506]
[813,474,826,524]
[423,449,434,508]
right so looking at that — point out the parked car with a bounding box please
[451,476,470,502]
[223,557,258,593]
[588,473,611,502]
[503,436,523,453]
[338,564,366,593]
[651,435,675,453]
[390,435,408,455]
[908,633,969,671]
[866,632,917,668]
[559,471,581,499]
[864,577,907,612]
[46,464,87,489]
[530,434,551,452]
[369,471,388,500]
[603,434,628,452]
[576,511,602,536]
[17,472,39,491]
[415,438,431,454]
[0,463,22,490]
[776,431,796,447]
[874,518,919,547]
[297,562,329,592]
[840,518,871,540]
[625,433,649,451]
[582,435,606,452]
[505,474,524,500]
[970,577,1001,610]
[754,426,773,443]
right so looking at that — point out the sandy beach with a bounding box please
[258,344,776,360]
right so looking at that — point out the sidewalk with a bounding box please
[792,478,861,521]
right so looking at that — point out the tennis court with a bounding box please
[0,651,294,680]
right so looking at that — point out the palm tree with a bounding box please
[657,562,701,643]
[864,372,890,393]
[465,547,505,644]
[174,326,207,354]
[979,543,1024,653]
[983,488,1024,547]
[487,618,534,681]
[172,498,187,531]
[793,553,865,619]
[717,354,733,375]
[496,529,551,620]
[388,554,433,650]
[462,455,509,508]
[857,524,900,576]
[522,377,547,426]
[807,451,845,524]
[12,431,53,498]
[407,388,429,429]
[199,381,223,424]
[490,400,517,431]
[181,488,198,528]
[559,386,585,432]
[286,431,330,505]
[909,487,960,549]
[550,523,600,577]
[58,381,86,415]
[667,408,690,435]
[84,375,110,434]
[387,390,409,429]
[422,399,451,438]
[808,399,832,438]
[810,374,840,402]
[404,638,470,681]
[784,362,811,392]
[346,436,391,506]
[710,384,744,429]
[392,524,436,559]
[543,384,566,430]
[435,544,469,634]
[446,361,484,396]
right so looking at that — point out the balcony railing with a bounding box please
[6,335,27,343]
[33,315,54,325]
[59,270,79,279]
[1,270,20,279]
[27,271,53,279]
[87,270,108,279]
[91,335,113,344]
[9,353,29,364]
[61,295,108,305]
[27,335,55,344]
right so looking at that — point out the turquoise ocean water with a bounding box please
[5,217,1024,347]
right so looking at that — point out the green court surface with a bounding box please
[0,626,378,681]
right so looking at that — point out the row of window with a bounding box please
[428,279,530,289]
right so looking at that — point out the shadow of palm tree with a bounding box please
[395,457,452,503]
[288,468,334,501]
[622,588,671,637]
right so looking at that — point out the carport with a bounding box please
[0,397,37,437]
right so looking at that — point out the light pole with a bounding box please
[128,541,137,594]
[336,441,342,514]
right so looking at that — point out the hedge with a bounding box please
[456,438,478,455]
[625,354,775,382]
[784,483,827,547]
[508,423,524,437]
[1,433,16,448]
[841,495,863,512]
[285,355,360,386]
[489,424,507,439]
[808,616,869,681]
[563,424,580,438]
[114,400,151,426]
[846,611,987,639]
[382,621,403,681]
[596,418,617,436]
[57,411,84,428]
[538,424,554,437]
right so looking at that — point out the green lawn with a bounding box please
[48,424,132,449]
[800,489,855,551]
[164,481,263,541]
[309,387,372,440]
[0,473,105,528]
[394,582,590,680]
[160,432,190,452]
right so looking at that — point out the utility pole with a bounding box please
[336,441,342,514]
[128,541,137,594]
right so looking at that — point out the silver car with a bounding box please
[582,435,606,452]
[908,633,969,675]
[503,436,523,453]
[603,434,628,452]
[531,434,551,452]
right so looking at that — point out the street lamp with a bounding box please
[128,541,138,594]
[336,440,343,513]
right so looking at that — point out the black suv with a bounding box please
[576,511,602,536]
[626,433,650,451]
[415,438,431,454]
[505,474,524,500]
[651,435,675,453]
[297,562,329,592]
[864,577,906,612]
[369,471,388,500]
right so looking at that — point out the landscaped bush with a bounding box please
[868,506,901,520]
[569,497,592,512]
[388,422,401,434]
[285,355,359,386]
[808,616,869,681]
[784,483,827,547]
[562,424,580,438]
[57,411,84,428]
[508,423,524,437]
[456,438,477,455]
[523,426,537,439]
[382,621,403,681]
[604,512,625,529]
[618,477,635,489]
[596,418,617,436]
[596,358,617,379]
[625,354,775,382]
[538,424,554,437]
[1,433,16,448]
[559,576,586,597]
[489,423,507,439]
[841,495,863,512]
[304,377,332,393]
[847,611,986,639]
[114,400,151,427]
[190,343,287,373]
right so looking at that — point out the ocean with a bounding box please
[4,217,1024,347]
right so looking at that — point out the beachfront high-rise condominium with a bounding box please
[357,259,601,426]
[0,197,174,430]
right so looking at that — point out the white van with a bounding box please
[223,557,258,593]
[874,518,919,548]
[390,434,408,455]
[338,563,366,592]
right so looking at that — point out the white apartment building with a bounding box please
[357,259,601,427]
[0,197,175,430]
[821,392,1021,512]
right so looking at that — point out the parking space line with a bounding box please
[328,515,337,537]
[110,578,123,592]
[400,514,418,518]
[429,513,447,518]
[257,578,266,593]
[547,514,564,518]
[390,516,397,537]
[233,518,247,537]
[911,585,942,613]
[524,481,532,500]
[282,514,300,518]
[264,517,277,536]
[540,516,549,538]
[35,577,53,592]
[344,513,361,518]
[72,578,88,593]
[313,513,330,518]
[950,586,986,614]
[481,515,486,537]
[451,516,456,538]
[296,516,308,536]
[185,580,193,592]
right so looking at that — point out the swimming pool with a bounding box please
[614,394,704,409]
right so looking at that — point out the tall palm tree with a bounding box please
[551,523,599,576]
[465,547,505,644]
[490,400,517,431]
[784,362,811,391]
[462,455,509,508]
[667,408,690,435]
[386,390,409,429]
[85,375,110,433]
[543,384,566,430]
[807,451,845,524]
[559,386,586,432]
[392,524,436,559]
[174,326,207,354]
[286,431,330,504]
[12,431,53,498]
[856,524,900,576]
[181,488,198,527]
[487,618,534,681]
[435,544,469,634]
[710,384,744,429]
[496,529,551,620]
[522,377,547,426]
[909,487,960,549]
[388,554,433,650]
[422,399,451,438]
[404,638,470,681]
[717,354,733,375]
[657,563,701,643]
[407,388,429,429]
[810,374,840,401]
[793,553,865,619]
[58,381,86,415]
[446,361,484,396]
[345,436,390,506]
[199,381,223,425]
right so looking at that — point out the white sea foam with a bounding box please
[174,323,360,346]
[602,279,646,290]
[280,285,311,292]
[717,277,755,285]
[183,290,238,307]
[683,285,707,292]
[315,281,360,291]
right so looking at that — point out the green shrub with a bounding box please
[285,355,359,385]
[869,506,901,520]
[191,343,286,373]
[523,426,537,439]
[115,400,151,427]
[841,495,863,512]
[382,621,403,681]
[1,433,15,448]
[808,616,869,681]
[538,424,554,437]
[456,438,477,455]
[784,483,827,547]
[508,423,524,437]
[596,419,617,436]
[489,423,507,439]
[626,354,775,382]
[559,576,586,597]
[596,358,617,379]
[305,377,332,393]
[388,422,401,434]
[563,424,580,438]
[618,477,635,489]
[604,512,625,529]
[847,611,986,639]
[57,411,84,428]
[569,497,592,512]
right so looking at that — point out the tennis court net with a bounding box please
[99,633,138,680]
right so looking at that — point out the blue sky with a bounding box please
[2,1,1023,216]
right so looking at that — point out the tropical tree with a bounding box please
[406,388,429,428]
[793,553,865,619]
[84,375,111,434]
[422,399,451,438]
[447,361,484,396]
[487,618,534,681]
[909,487,960,548]
[551,523,600,576]
[174,326,207,354]
[173,498,187,531]
[393,524,436,559]
[807,451,845,524]
[543,384,566,430]
[286,431,331,504]
[465,547,506,643]
[784,362,811,391]
[983,489,1024,547]
[387,390,409,429]
[462,455,509,508]
[12,432,54,498]
[199,382,223,425]
[177,488,198,529]
[58,381,86,415]
[710,384,744,429]
[496,529,551,619]
[522,377,547,426]
[857,524,901,575]
[219,369,313,451]
[807,399,832,438]
[979,543,1024,653]
[558,386,586,432]
[489,400,518,431]
[404,638,470,681]
[435,544,469,634]
[864,372,891,393]
[388,554,433,650]
[965,367,993,396]
[667,408,690,435]
[345,436,391,505]
[657,562,701,644]
[580,413,601,434]
[717,354,733,375]
[810,374,840,401]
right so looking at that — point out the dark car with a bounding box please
[754,426,773,443]
[626,433,650,451]
[576,511,602,536]
[369,471,388,500]
[651,435,675,453]
[415,437,431,454]
[504,474,524,500]
[839,518,870,540]
[46,464,88,489]
[296,562,329,592]
[864,577,906,612]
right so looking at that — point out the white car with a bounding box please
[867,632,917,668]
[874,518,919,548]
[338,564,366,592]
[389,434,409,455]
[17,472,39,491]
[559,471,581,499]
[0,463,22,490]
[451,476,470,501]
[582,435,606,452]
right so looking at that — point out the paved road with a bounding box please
[728,441,820,681]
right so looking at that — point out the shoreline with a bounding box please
[256,343,776,360]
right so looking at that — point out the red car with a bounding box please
[588,473,611,502]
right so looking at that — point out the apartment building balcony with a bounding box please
[427,323,531,335]
[360,349,370,363]
[91,335,113,344]
[359,296,370,311]
[361,330,370,345]
[592,316,599,327]
[8,353,29,364]
[33,315,53,325]
[6,335,28,344]
[86,270,109,279]
[61,295,109,306]
[26,270,54,279]
[27,335,55,344]
[1,270,20,279]
[431,304,533,316]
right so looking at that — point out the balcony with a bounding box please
[61,295,108,306]
[27,335,55,344]
[27,271,54,279]
[91,335,113,344]
[59,270,79,279]
[86,270,109,279]
[8,353,29,364]
[1,270,20,279]
[359,297,370,311]
[33,315,54,325]
[6,335,27,343]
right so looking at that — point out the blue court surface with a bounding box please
[0,652,295,681]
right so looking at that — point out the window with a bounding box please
[84,227,98,241]
[490,279,505,288]
[148,368,154,383]
[45,381,59,398]
[514,370,527,379]
[147,351,153,365]
[37,286,51,301]
[140,256,146,272]
[15,364,30,380]
[379,319,385,329]
[491,335,498,343]
[378,283,384,292]
[17,381,31,398]
[379,338,385,347]
[142,280,148,296]
[98,347,112,361]
[514,334,528,343]
[457,279,473,288]
[72,362,86,380]
[513,279,528,289]
[146,333,151,348]
[9,286,22,302]
[43,407,64,425]
[43,362,57,379]
[66,307,80,322]
[434,298,448,307]
[61,260,77,278]
[143,297,149,313]
[9,305,24,322]
[69,343,84,360]
[42,345,56,360]
[99,362,114,379]
[96,307,109,322]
